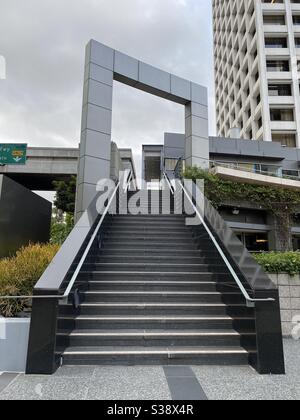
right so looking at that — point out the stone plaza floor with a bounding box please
[0,339,299,400]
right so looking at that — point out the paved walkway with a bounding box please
[0,340,299,400]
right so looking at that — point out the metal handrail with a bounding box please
[122,169,133,193]
[163,172,175,195]
[0,181,121,301]
[162,171,275,308]
[179,181,275,307]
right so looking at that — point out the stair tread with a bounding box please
[82,265,223,270]
[61,302,247,307]
[78,272,231,277]
[59,315,254,321]
[77,291,241,295]
[57,329,256,337]
[59,346,256,355]
[75,281,236,285]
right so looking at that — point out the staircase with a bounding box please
[56,191,257,366]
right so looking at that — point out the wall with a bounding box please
[0,175,52,258]
[269,274,300,337]
[0,318,30,372]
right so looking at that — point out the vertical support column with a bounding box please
[286,0,300,148]
[254,0,272,142]
[251,290,285,375]
[75,40,114,221]
[185,84,209,169]
[26,291,60,375]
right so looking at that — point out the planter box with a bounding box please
[269,274,300,337]
[0,318,30,372]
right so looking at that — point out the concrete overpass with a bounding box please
[0,146,136,190]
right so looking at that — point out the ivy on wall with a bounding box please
[183,167,300,251]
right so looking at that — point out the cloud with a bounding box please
[0,0,215,177]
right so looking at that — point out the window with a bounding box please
[236,232,269,252]
[272,133,297,148]
[268,84,292,96]
[267,60,290,72]
[265,37,287,48]
[164,158,179,171]
[270,109,294,121]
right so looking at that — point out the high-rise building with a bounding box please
[213,0,300,148]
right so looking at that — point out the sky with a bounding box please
[0,0,216,189]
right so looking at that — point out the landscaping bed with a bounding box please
[0,243,59,317]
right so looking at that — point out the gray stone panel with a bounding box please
[191,83,208,106]
[79,156,110,186]
[170,75,191,102]
[186,102,209,119]
[80,130,111,160]
[88,40,114,70]
[185,135,210,168]
[82,103,112,135]
[84,79,113,110]
[84,63,113,86]
[138,62,171,97]
[114,51,139,84]
[185,115,209,139]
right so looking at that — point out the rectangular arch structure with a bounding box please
[76,40,209,218]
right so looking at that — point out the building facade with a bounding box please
[213,0,300,148]
[142,133,300,253]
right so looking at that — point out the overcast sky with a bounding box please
[0,0,215,182]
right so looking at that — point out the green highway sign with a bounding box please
[0,143,27,165]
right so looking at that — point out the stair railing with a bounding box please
[179,179,274,308]
[163,171,285,374]
[0,180,121,302]
[25,174,128,374]
[163,171,175,195]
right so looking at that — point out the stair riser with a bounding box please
[101,243,199,250]
[106,226,191,232]
[75,283,240,293]
[80,264,226,273]
[84,257,220,264]
[61,353,251,366]
[59,304,253,317]
[76,273,233,282]
[76,294,244,304]
[58,319,255,331]
[98,249,214,256]
[57,335,256,348]
[103,241,217,251]
[104,223,187,229]
[103,235,194,241]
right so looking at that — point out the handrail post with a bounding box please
[26,290,60,375]
[251,289,285,375]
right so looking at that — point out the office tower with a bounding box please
[213,0,300,148]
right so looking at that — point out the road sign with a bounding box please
[0,144,27,165]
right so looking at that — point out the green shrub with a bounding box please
[50,214,74,245]
[253,252,300,276]
[0,243,59,317]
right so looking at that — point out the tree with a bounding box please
[53,176,77,215]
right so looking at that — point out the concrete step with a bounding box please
[73,290,244,304]
[74,280,239,293]
[84,256,221,265]
[76,272,234,282]
[56,329,256,348]
[98,249,215,256]
[59,346,255,366]
[80,263,226,273]
[58,315,255,331]
[59,302,253,317]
